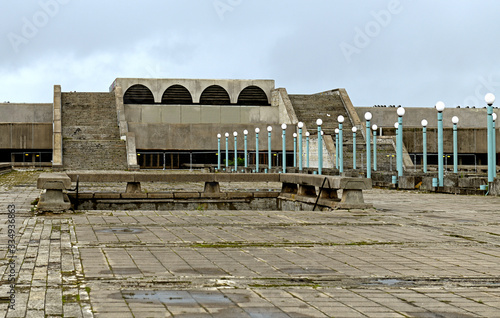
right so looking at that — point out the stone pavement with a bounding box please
[1,170,500,317]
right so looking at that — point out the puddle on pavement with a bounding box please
[121,290,233,306]
[95,228,144,234]
[377,279,402,286]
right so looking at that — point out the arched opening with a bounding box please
[237,86,270,106]
[123,84,155,104]
[161,85,193,104]
[199,85,231,105]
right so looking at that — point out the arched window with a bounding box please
[123,84,155,104]
[161,85,193,104]
[199,85,231,105]
[237,86,270,106]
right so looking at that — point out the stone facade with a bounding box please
[61,92,127,170]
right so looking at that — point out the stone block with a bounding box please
[37,173,71,190]
[94,193,121,199]
[253,192,280,198]
[398,176,415,190]
[147,192,174,199]
[37,189,71,213]
[227,192,253,199]
[126,182,142,193]
[121,193,148,199]
[173,192,201,199]
[204,182,220,193]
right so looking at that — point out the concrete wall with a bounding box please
[0,123,52,149]
[356,106,500,129]
[0,103,52,123]
[125,104,279,124]
[129,123,297,151]
[403,127,494,154]
[112,78,275,104]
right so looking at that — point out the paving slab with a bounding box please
[2,171,500,317]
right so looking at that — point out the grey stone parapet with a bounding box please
[60,171,373,210]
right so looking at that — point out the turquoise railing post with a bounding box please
[396,107,405,177]
[436,101,445,187]
[352,126,357,169]
[338,115,344,174]
[494,113,497,172]
[267,126,272,172]
[298,122,303,171]
[421,120,428,173]
[293,133,297,167]
[233,131,238,172]
[306,131,310,168]
[255,128,260,172]
[244,130,248,168]
[365,112,372,178]
[317,119,323,175]
[281,123,287,173]
[452,116,459,173]
[372,124,377,171]
[335,128,339,169]
[486,93,496,183]
[217,133,221,170]
[225,132,229,171]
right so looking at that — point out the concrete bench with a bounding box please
[279,174,372,209]
[36,173,72,212]
[65,172,281,194]
[52,172,372,210]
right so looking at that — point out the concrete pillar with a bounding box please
[52,85,63,169]
[126,182,142,193]
[204,182,221,193]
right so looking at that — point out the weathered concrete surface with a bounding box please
[4,171,500,317]
[36,173,72,212]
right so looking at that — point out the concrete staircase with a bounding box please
[288,94,354,135]
[289,93,401,172]
[61,92,127,170]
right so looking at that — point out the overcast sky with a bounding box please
[1,0,500,107]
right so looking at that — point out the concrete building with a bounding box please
[0,78,498,171]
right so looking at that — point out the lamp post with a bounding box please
[421,119,428,173]
[306,131,310,168]
[243,130,248,168]
[281,123,287,173]
[338,115,344,174]
[225,132,229,171]
[267,126,273,171]
[365,112,372,178]
[436,101,445,187]
[317,119,323,175]
[372,124,378,171]
[352,126,357,169]
[293,133,297,167]
[255,128,260,172]
[393,122,399,176]
[233,131,238,172]
[494,113,497,171]
[217,133,221,171]
[298,122,304,171]
[486,93,496,183]
[452,116,459,173]
[335,128,339,169]
[396,107,405,177]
